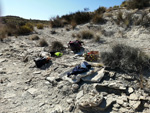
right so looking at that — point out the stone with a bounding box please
[27,88,38,95]
[76,90,84,100]
[72,84,79,92]
[46,77,56,82]
[33,71,41,74]
[129,100,141,110]
[109,71,116,78]
[68,104,74,112]
[117,99,124,105]
[119,107,129,113]
[113,103,120,108]
[66,98,73,104]
[0,59,7,63]
[81,68,105,82]
[4,93,16,98]
[129,93,139,100]
[51,105,63,113]
[128,87,134,94]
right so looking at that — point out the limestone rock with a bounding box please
[81,68,105,82]
[27,88,38,95]
[128,87,134,94]
[129,100,141,110]
[129,93,139,100]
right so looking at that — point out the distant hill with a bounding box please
[1,16,49,25]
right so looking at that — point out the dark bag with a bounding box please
[34,57,51,68]
[68,40,83,53]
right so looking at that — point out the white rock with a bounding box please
[129,100,141,110]
[129,93,139,100]
[117,99,124,105]
[33,71,41,74]
[27,88,38,95]
[76,90,84,100]
[4,93,16,98]
[128,87,134,94]
[81,68,104,82]
[46,77,56,82]
[0,59,7,63]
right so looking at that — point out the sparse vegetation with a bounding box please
[94,7,106,14]
[101,44,150,74]
[125,0,150,9]
[39,39,48,47]
[50,16,64,28]
[77,30,94,39]
[18,23,33,35]
[30,34,39,40]
[37,23,44,29]
[92,14,105,24]
[50,41,65,52]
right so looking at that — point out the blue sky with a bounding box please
[1,0,125,20]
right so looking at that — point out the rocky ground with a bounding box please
[1,8,150,113]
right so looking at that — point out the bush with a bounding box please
[125,0,150,9]
[50,41,65,52]
[37,23,44,29]
[50,16,64,28]
[72,11,92,25]
[95,7,106,14]
[39,39,48,47]
[0,25,7,41]
[77,30,94,39]
[29,34,39,40]
[92,14,105,24]
[71,20,77,29]
[101,44,150,74]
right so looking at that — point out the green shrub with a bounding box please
[18,24,33,35]
[37,23,44,29]
[101,44,150,74]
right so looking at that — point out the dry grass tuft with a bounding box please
[37,23,44,29]
[29,34,39,40]
[50,41,65,52]
[39,39,48,47]
[101,44,150,74]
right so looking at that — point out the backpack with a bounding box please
[84,51,99,62]
[68,40,83,53]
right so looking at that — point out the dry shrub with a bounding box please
[50,41,65,52]
[72,11,92,25]
[101,44,150,74]
[37,23,44,29]
[78,30,94,39]
[104,13,113,18]
[71,20,77,29]
[39,39,48,47]
[0,25,7,41]
[92,14,105,24]
[125,0,150,9]
[95,7,106,14]
[30,34,39,40]
[50,16,64,28]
